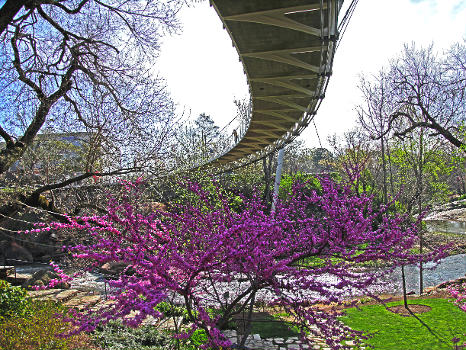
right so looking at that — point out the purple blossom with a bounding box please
[450,283,466,312]
[28,177,449,349]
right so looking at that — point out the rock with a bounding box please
[0,266,15,279]
[437,277,466,289]
[27,289,62,298]
[99,262,135,277]
[75,295,101,309]
[22,269,70,289]
[1,241,33,264]
[55,289,80,302]
[140,202,167,214]
[0,208,61,260]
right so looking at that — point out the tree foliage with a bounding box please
[352,41,466,210]
[450,283,466,313]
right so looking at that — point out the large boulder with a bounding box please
[140,202,167,214]
[436,277,466,290]
[22,269,70,289]
[1,240,33,264]
[1,209,61,261]
[99,262,135,278]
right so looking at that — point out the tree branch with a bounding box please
[391,112,465,150]
[31,167,142,197]
[11,26,45,99]
[44,0,90,15]
[0,0,27,36]
[0,126,14,146]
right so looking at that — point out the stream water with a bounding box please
[13,254,466,299]
[14,264,110,293]
[382,254,466,294]
[425,220,466,234]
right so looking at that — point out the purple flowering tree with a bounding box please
[33,177,446,349]
[450,284,466,312]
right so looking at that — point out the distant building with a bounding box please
[1,132,97,186]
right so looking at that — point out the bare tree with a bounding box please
[328,129,375,195]
[357,69,397,203]
[357,41,466,296]
[388,43,466,151]
[0,0,185,222]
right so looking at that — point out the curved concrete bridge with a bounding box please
[203,0,343,170]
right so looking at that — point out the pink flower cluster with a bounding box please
[32,261,73,290]
[32,177,448,349]
[450,283,466,312]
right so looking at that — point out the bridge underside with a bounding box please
[205,0,341,170]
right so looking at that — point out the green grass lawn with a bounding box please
[234,312,299,339]
[340,298,466,350]
[249,314,299,339]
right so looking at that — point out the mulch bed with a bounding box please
[387,304,432,316]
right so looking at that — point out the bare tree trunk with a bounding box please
[386,141,395,194]
[418,130,424,295]
[239,291,256,349]
[401,265,409,309]
[262,153,274,209]
[381,137,388,204]
[271,148,285,213]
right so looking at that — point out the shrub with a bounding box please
[0,300,94,350]
[278,172,321,199]
[92,321,172,350]
[155,301,186,318]
[185,329,209,349]
[92,321,213,350]
[0,280,31,319]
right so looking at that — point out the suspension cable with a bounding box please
[313,120,324,149]
[336,0,359,51]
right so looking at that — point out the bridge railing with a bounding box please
[189,104,251,169]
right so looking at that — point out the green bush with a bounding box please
[91,321,217,350]
[0,300,94,350]
[0,280,31,319]
[155,301,189,319]
[184,329,208,349]
[279,172,321,199]
[168,175,244,214]
[92,321,173,350]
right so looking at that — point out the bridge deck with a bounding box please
[205,0,341,169]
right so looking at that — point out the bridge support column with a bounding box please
[271,147,285,213]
